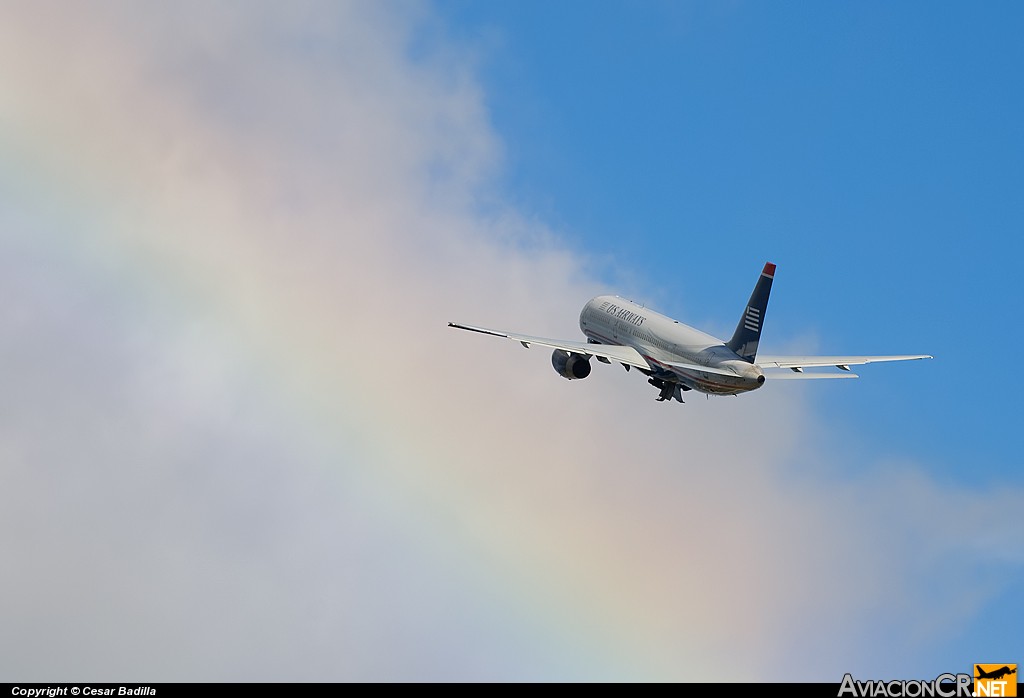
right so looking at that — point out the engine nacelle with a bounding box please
[551,350,592,380]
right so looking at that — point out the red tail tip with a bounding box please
[763,262,776,277]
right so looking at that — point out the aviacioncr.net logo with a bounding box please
[838,673,973,697]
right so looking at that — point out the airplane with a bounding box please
[448,262,931,403]
[975,666,1016,681]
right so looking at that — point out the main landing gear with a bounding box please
[648,377,690,404]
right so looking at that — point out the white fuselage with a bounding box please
[579,295,765,395]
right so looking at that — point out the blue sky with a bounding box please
[439,0,1024,480]
[1,1,1021,682]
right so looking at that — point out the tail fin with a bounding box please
[726,262,775,362]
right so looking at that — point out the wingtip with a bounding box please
[763,262,776,278]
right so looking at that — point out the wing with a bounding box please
[448,322,650,370]
[756,354,932,370]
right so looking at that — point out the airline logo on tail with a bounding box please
[743,306,760,332]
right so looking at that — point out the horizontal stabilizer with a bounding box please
[757,354,932,370]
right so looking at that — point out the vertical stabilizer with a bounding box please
[727,262,775,362]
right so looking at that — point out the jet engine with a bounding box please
[551,350,592,380]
